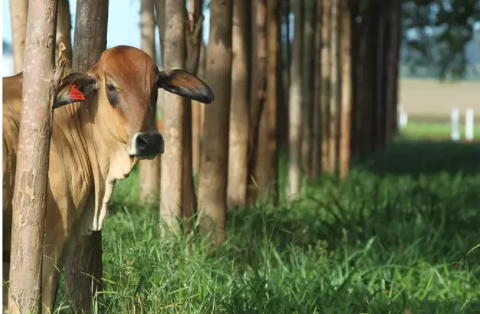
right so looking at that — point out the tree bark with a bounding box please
[159,0,186,233]
[328,0,340,175]
[301,0,316,178]
[339,0,352,178]
[320,0,331,173]
[154,0,166,62]
[385,0,401,141]
[183,0,203,227]
[248,0,267,202]
[277,0,289,151]
[198,0,232,245]
[139,0,160,202]
[56,0,73,73]
[64,1,109,312]
[249,0,268,202]
[310,0,322,179]
[265,0,279,203]
[286,0,303,201]
[374,4,387,150]
[227,0,250,208]
[9,0,28,74]
[192,43,207,173]
[8,0,60,312]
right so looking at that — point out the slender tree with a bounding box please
[9,0,28,74]
[159,0,186,232]
[248,0,267,202]
[8,0,62,312]
[286,0,303,201]
[321,0,331,173]
[56,0,73,73]
[249,0,268,202]
[265,0,279,202]
[183,0,203,224]
[328,0,340,174]
[301,0,316,178]
[192,43,206,173]
[64,0,109,311]
[227,0,250,208]
[339,0,352,178]
[310,0,323,179]
[198,0,233,245]
[139,0,160,201]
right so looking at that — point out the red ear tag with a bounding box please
[70,84,85,101]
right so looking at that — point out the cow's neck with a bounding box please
[52,94,119,235]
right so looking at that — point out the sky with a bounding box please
[2,0,211,76]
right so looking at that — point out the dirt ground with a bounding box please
[399,79,480,122]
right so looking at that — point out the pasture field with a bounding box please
[399,79,480,122]
[51,127,480,313]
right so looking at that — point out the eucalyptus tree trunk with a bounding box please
[320,0,331,173]
[286,0,303,201]
[8,0,60,312]
[328,0,340,175]
[183,0,203,226]
[310,0,322,179]
[64,1,109,312]
[9,0,28,74]
[248,0,267,202]
[139,0,160,202]
[339,0,352,178]
[159,0,186,233]
[198,0,233,245]
[227,0,250,208]
[301,0,316,178]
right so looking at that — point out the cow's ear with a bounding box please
[55,72,98,108]
[157,69,214,104]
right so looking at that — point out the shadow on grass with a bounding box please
[357,139,480,176]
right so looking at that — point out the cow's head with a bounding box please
[56,45,213,166]
[53,46,213,233]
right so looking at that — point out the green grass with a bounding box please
[53,131,480,313]
[400,121,480,140]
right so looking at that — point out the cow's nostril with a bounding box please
[136,135,148,150]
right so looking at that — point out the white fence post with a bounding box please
[397,104,408,130]
[465,108,474,141]
[451,107,460,142]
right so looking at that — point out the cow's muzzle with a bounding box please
[129,132,164,158]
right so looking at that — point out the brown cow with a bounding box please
[2,45,213,312]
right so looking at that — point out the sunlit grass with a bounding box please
[52,127,480,313]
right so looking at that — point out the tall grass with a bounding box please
[52,140,480,313]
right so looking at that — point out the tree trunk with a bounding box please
[286,0,303,201]
[198,0,232,245]
[385,0,401,141]
[248,0,267,202]
[339,0,352,178]
[56,0,73,73]
[310,0,322,179]
[374,5,387,150]
[183,0,203,227]
[8,0,60,312]
[139,0,160,202]
[192,43,207,173]
[159,0,186,233]
[320,0,331,173]
[227,0,250,208]
[266,0,279,203]
[9,0,28,74]
[301,0,316,178]
[154,0,166,61]
[328,0,340,175]
[64,1,109,312]
[277,0,289,151]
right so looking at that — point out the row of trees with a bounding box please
[7,0,479,312]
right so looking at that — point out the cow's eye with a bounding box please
[106,84,116,92]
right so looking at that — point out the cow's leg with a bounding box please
[41,229,67,313]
